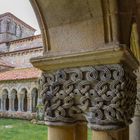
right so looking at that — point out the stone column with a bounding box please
[32,96,36,112]
[21,94,25,112]
[48,125,75,140]
[18,95,21,112]
[0,98,2,111]
[8,95,12,112]
[27,95,32,112]
[3,98,6,111]
[130,117,140,140]
[75,123,87,140]
[1,98,4,111]
[92,131,113,140]
[30,1,139,140]
[12,97,15,111]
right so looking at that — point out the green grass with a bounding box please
[0,119,92,140]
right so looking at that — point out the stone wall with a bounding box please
[9,35,42,52]
[0,43,9,52]
[0,49,43,68]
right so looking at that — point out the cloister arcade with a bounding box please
[0,87,38,113]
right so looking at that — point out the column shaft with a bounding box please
[9,97,12,111]
[92,131,114,140]
[118,127,129,140]
[48,125,75,140]
[3,99,6,111]
[18,96,21,111]
[75,123,87,140]
[21,98,24,111]
[27,97,32,112]
[0,98,2,111]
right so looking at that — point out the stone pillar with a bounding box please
[48,125,75,140]
[32,96,36,112]
[18,95,21,112]
[0,98,2,111]
[1,98,4,111]
[8,95,12,112]
[75,123,87,140]
[27,95,32,112]
[3,98,6,111]
[21,95,25,112]
[130,116,140,140]
[12,97,15,111]
[92,131,113,140]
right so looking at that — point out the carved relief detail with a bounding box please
[135,91,140,116]
[39,64,137,130]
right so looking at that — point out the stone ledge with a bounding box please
[31,46,139,72]
[0,111,36,120]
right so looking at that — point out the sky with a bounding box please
[0,0,40,34]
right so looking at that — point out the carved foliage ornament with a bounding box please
[39,64,137,130]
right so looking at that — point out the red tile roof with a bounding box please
[0,68,41,81]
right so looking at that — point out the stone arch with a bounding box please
[29,0,140,54]
[1,89,9,111]
[11,89,18,111]
[31,87,38,112]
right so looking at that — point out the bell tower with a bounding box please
[0,12,36,43]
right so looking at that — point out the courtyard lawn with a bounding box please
[0,119,92,140]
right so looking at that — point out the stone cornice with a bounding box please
[0,46,43,57]
[0,34,42,45]
[9,34,42,44]
[31,45,139,72]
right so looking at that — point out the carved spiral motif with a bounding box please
[39,64,137,130]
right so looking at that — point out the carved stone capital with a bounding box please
[39,64,137,130]
[135,92,140,116]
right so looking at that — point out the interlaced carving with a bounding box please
[39,64,137,130]
[135,93,140,116]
